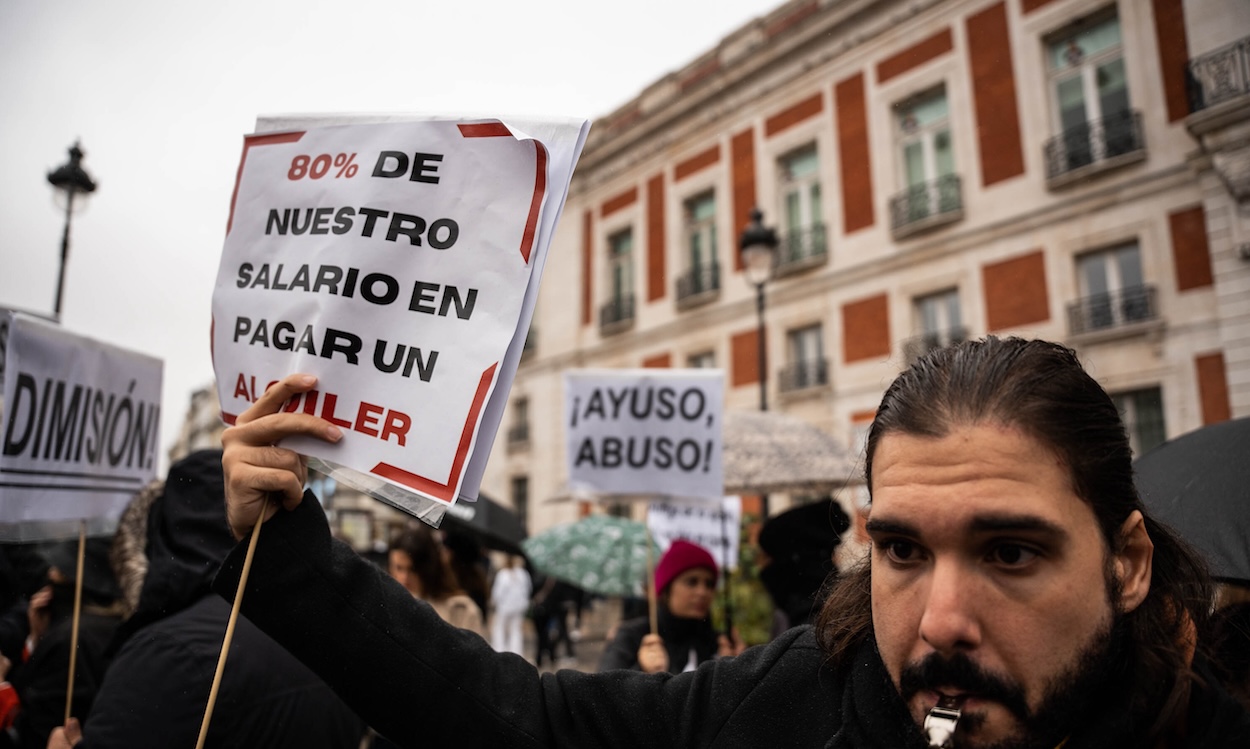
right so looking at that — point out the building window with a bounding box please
[1044,12,1143,180]
[677,191,720,305]
[890,87,962,235]
[779,324,828,392]
[1112,387,1165,457]
[510,475,529,531]
[507,397,529,448]
[1069,242,1157,334]
[776,145,827,274]
[687,350,716,369]
[600,228,635,332]
[904,289,966,363]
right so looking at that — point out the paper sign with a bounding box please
[647,497,742,571]
[564,369,724,499]
[0,314,163,541]
[212,116,588,522]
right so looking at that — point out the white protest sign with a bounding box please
[565,369,724,500]
[0,314,163,541]
[647,497,741,572]
[212,116,588,523]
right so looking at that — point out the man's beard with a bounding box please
[897,611,1133,749]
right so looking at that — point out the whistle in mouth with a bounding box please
[923,697,962,748]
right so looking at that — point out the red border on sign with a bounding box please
[457,122,549,264]
[225,131,305,235]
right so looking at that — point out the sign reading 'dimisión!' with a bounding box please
[212,119,572,509]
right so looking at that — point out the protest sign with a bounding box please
[212,115,588,524]
[647,497,741,571]
[0,314,163,541]
[564,369,724,500]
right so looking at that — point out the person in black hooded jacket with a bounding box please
[47,449,364,749]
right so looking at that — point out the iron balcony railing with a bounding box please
[1187,35,1250,113]
[902,326,969,365]
[506,422,530,446]
[1044,110,1144,180]
[778,357,829,393]
[676,262,721,305]
[1067,284,1157,335]
[599,294,635,333]
[889,174,963,234]
[775,223,828,276]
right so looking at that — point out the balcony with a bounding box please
[506,422,530,451]
[1067,285,1158,337]
[1187,36,1250,113]
[777,358,829,394]
[902,326,969,365]
[599,294,635,336]
[1044,110,1146,188]
[675,262,720,309]
[775,223,828,278]
[889,175,963,239]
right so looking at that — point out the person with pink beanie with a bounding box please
[597,539,744,673]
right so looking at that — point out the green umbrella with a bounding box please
[521,515,657,597]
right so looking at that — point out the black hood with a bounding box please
[114,449,231,646]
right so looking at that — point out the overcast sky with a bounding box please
[0,0,779,466]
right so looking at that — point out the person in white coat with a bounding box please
[489,556,531,655]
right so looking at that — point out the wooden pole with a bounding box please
[646,530,658,636]
[63,520,85,725]
[195,513,265,749]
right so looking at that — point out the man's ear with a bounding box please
[1114,510,1153,613]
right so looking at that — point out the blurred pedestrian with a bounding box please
[756,497,850,635]
[387,527,483,636]
[441,530,490,621]
[599,540,744,674]
[45,449,364,749]
[489,556,530,655]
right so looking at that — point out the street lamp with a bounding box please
[47,141,98,320]
[739,208,778,518]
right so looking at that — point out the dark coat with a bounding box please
[598,608,719,674]
[77,449,363,748]
[215,493,1250,749]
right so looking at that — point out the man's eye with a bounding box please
[884,540,921,563]
[989,544,1039,567]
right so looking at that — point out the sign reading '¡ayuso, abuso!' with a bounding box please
[0,313,163,539]
[564,369,725,500]
[212,116,588,516]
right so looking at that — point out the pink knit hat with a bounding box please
[654,539,718,595]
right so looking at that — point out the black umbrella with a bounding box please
[441,493,527,556]
[1135,416,1250,583]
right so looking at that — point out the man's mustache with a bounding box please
[899,652,1030,720]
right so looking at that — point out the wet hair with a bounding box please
[388,525,461,601]
[814,337,1213,736]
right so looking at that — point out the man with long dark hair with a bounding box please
[215,338,1250,747]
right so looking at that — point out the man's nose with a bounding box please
[918,560,982,655]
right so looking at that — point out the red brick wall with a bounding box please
[647,174,666,302]
[836,73,875,234]
[982,250,1050,331]
[1169,205,1214,291]
[842,293,891,363]
[732,128,757,272]
[601,186,638,217]
[765,92,824,137]
[1151,0,1191,121]
[967,3,1025,187]
[581,210,593,327]
[643,352,672,369]
[877,28,954,83]
[1021,0,1060,12]
[1196,351,1232,424]
[675,144,721,182]
[731,329,762,387]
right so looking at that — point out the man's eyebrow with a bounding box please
[864,518,920,537]
[968,514,1068,540]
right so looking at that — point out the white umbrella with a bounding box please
[722,411,861,496]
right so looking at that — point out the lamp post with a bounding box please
[739,208,778,517]
[47,141,98,321]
